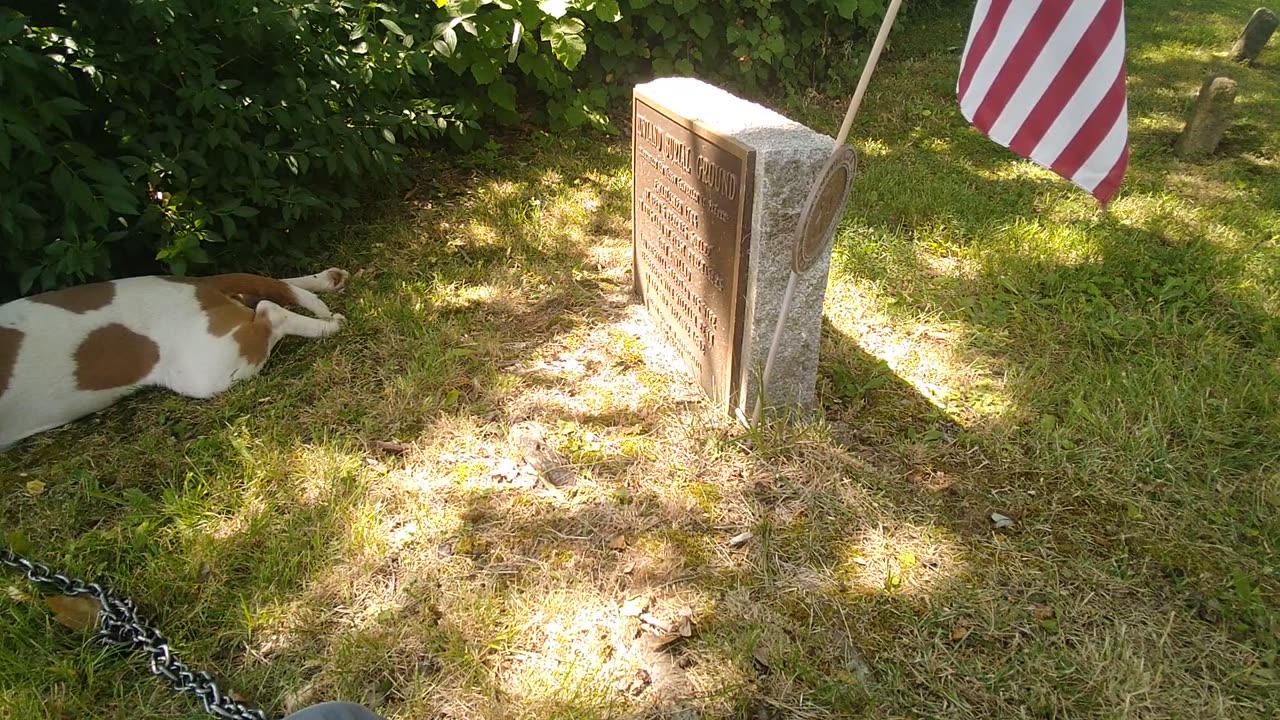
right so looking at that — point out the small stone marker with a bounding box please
[1231,7,1278,64]
[1174,74,1238,159]
[631,78,835,419]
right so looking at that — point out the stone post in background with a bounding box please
[1174,74,1238,159]
[1231,8,1278,64]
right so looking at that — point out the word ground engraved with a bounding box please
[632,89,755,407]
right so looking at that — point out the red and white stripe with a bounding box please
[958,0,1129,206]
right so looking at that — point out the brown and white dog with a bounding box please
[0,268,349,451]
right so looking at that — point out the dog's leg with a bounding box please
[284,268,349,294]
[259,300,346,339]
[285,285,339,320]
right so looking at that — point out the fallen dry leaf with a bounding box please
[1033,604,1056,620]
[646,631,685,652]
[608,534,629,550]
[950,625,972,642]
[639,612,672,633]
[282,680,322,715]
[621,595,651,617]
[46,595,100,632]
[991,512,1015,529]
[509,421,576,486]
[25,480,46,497]
[727,530,754,548]
[4,584,32,603]
[677,606,695,632]
[752,645,771,675]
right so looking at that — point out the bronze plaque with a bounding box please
[632,90,755,408]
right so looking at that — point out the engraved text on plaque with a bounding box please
[632,90,756,407]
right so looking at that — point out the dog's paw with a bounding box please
[324,268,350,291]
[331,313,347,324]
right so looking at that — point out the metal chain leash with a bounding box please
[1,547,268,720]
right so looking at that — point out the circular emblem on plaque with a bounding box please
[791,145,858,274]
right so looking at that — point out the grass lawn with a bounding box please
[3,1,1278,718]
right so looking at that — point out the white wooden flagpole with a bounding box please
[751,0,905,427]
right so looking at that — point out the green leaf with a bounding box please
[19,265,42,295]
[0,14,27,43]
[563,103,587,127]
[647,14,666,33]
[186,244,211,265]
[487,79,517,111]
[538,0,569,18]
[7,123,40,152]
[48,97,89,114]
[541,18,586,70]
[833,0,858,20]
[593,0,621,22]
[52,164,73,198]
[230,206,259,218]
[471,62,498,84]
[630,0,653,8]
[380,18,406,36]
[671,0,697,13]
[382,128,396,144]
[352,40,369,54]
[433,27,458,56]
[690,11,713,39]
[99,185,137,215]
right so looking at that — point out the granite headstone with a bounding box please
[631,77,836,420]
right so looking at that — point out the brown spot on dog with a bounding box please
[164,276,272,364]
[198,274,299,308]
[28,282,116,313]
[195,283,254,338]
[74,323,160,391]
[0,326,23,398]
[231,293,264,309]
[233,313,272,366]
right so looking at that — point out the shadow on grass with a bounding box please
[0,128,640,718]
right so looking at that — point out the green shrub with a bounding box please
[1,0,473,297]
[0,0,886,299]
[588,0,884,100]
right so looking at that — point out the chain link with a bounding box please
[2,547,268,720]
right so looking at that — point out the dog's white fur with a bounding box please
[0,268,349,451]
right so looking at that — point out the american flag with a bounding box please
[958,0,1129,206]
